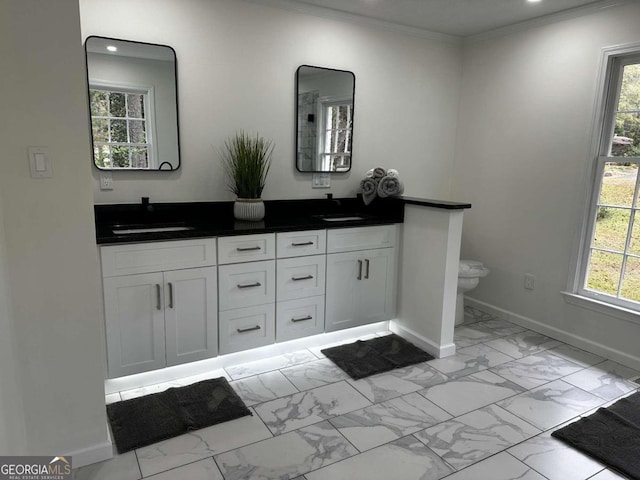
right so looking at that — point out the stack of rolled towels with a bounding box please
[360,167,405,205]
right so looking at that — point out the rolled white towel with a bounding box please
[360,177,378,205]
[377,175,404,198]
[366,168,374,178]
[371,167,386,179]
[386,169,399,178]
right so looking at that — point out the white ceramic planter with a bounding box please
[234,198,265,221]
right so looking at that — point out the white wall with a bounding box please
[0,0,109,458]
[453,2,640,367]
[80,0,462,204]
[0,196,27,455]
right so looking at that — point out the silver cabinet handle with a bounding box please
[357,260,363,280]
[168,282,174,308]
[156,284,162,310]
[292,275,313,281]
[364,259,370,279]
[237,282,262,289]
[237,246,261,252]
[237,325,261,333]
[291,241,314,247]
[291,315,313,323]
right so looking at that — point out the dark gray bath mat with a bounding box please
[107,377,251,453]
[551,391,640,480]
[321,334,434,380]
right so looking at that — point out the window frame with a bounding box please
[89,81,158,170]
[574,45,640,314]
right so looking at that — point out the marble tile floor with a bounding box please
[75,307,639,480]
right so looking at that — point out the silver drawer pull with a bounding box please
[292,241,314,247]
[237,325,261,333]
[237,246,261,252]
[168,282,174,308]
[237,282,262,289]
[364,259,370,279]
[292,275,313,281]
[156,284,162,310]
[291,315,313,323]
[357,260,363,280]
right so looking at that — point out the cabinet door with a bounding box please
[325,251,362,332]
[104,272,165,378]
[164,267,218,367]
[358,248,396,324]
[325,248,396,332]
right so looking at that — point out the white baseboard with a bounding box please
[465,296,640,371]
[389,320,456,358]
[67,430,113,469]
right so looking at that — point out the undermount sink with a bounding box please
[314,214,368,222]
[112,224,195,235]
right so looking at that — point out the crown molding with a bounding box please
[465,0,632,44]
[240,0,462,45]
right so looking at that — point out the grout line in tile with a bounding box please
[133,449,143,479]
[140,456,216,479]
[504,450,552,480]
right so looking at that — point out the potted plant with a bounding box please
[221,131,274,221]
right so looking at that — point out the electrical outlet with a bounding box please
[524,273,536,290]
[100,172,114,190]
[312,173,330,188]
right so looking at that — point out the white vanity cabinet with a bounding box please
[101,239,218,378]
[275,230,327,342]
[100,225,399,378]
[217,233,276,354]
[325,225,397,332]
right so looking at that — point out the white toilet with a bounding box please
[456,260,490,325]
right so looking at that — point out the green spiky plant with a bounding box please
[221,131,274,199]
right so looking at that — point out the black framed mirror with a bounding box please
[295,65,355,173]
[85,36,181,171]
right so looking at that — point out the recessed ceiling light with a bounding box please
[106,45,117,52]
[528,0,542,2]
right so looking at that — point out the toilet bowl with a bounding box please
[456,260,490,325]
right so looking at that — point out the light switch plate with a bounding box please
[27,146,53,178]
[312,173,330,188]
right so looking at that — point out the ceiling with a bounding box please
[252,0,622,37]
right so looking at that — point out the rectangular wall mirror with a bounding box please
[296,65,355,173]
[85,36,181,171]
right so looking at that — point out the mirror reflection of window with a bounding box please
[320,99,352,172]
[295,65,355,173]
[90,86,154,169]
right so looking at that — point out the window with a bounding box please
[580,51,640,310]
[89,85,154,169]
[319,99,352,172]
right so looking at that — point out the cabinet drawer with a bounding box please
[276,255,326,301]
[218,233,275,264]
[219,260,275,311]
[327,225,397,253]
[101,238,217,277]
[276,296,325,343]
[276,230,326,258]
[219,304,275,354]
